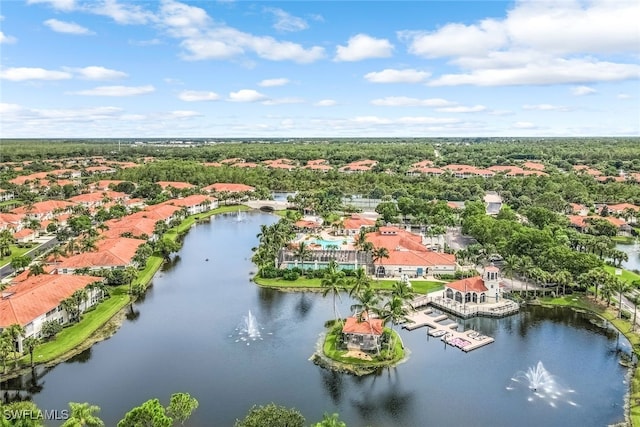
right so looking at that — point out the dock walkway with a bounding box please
[403,309,494,352]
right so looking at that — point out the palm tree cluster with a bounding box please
[321,260,415,359]
[252,219,296,275]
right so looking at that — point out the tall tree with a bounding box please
[293,241,312,275]
[6,323,25,368]
[321,260,346,324]
[166,393,199,426]
[117,399,172,427]
[62,402,105,427]
[22,336,39,369]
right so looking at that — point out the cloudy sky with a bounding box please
[1,0,639,138]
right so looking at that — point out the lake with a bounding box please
[2,212,631,426]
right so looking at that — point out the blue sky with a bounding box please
[1,0,638,138]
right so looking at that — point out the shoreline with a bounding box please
[0,205,250,383]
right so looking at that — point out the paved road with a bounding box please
[445,227,477,251]
[0,236,58,280]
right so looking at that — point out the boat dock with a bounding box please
[403,308,495,352]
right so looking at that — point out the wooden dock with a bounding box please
[403,309,495,352]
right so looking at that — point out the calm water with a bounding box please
[2,212,631,427]
[617,242,640,271]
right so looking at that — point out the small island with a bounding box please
[312,315,405,376]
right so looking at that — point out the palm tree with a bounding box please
[294,241,312,275]
[612,278,631,318]
[518,256,534,298]
[6,323,25,368]
[503,254,519,294]
[372,246,390,279]
[321,260,346,324]
[123,266,138,297]
[554,270,572,296]
[49,245,67,264]
[377,295,409,359]
[27,263,46,277]
[0,229,14,257]
[0,333,12,374]
[348,267,370,298]
[62,402,105,427]
[22,336,39,368]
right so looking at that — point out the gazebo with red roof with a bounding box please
[342,312,384,352]
[444,265,502,304]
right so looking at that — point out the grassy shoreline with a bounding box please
[538,295,640,426]
[5,205,248,376]
[254,276,444,294]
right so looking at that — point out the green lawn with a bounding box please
[254,276,444,294]
[612,236,635,244]
[30,286,130,364]
[323,325,404,366]
[0,245,35,267]
[538,295,603,311]
[604,265,640,285]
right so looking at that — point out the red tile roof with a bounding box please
[203,183,255,193]
[446,276,488,293]
[0,274,103,327]
[607,203,639,212]
[161,194,215,207]
[68,191,126,204]
[12,200,75,216]
[342,315,383,336]
[342,215,376,230]
[157,181,195,190]
[56,238,145,269]
[523,161,545,171]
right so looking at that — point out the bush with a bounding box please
[41,320,63,340]
[282,271,300,281]
[312,268,327,278]
[259,267,280,279]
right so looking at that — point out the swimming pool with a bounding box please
[310,238,352,249]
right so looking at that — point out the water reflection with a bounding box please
[66,348,91,364]
[0,212,630,427]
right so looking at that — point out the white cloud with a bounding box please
[571,85,597,96]
[0,31,17,44]
[178,90,220,101]
[228,89,267,102]
[89,0,155,25]
[44,19,94,35]
[364,68,430,83]
[129,38,162,46]
[0,67,72,81]
[258,78,289,87]
[397,116,460,125]
[436,105,487,113]
[167,110,201,118]
[512,121,536,129]
[265,7,308,32]
[262,97,304,105]
[617,93,632,99]
[370,96,456,107]
[399,19,505,58]
[0,103,23,114]
[335,34,393,62]
[27,0,75,11]
[73,85,155,96]
[159,1,325,63]
[522,104,571,112]
[71,66,127,80]
[427,58,640,86]
[314,99,336,107]
[401,0,640,87]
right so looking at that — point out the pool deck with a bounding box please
[403,309,495,352]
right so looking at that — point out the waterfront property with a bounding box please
[444,265,502,304]
[0,274,105,352]
[342,313,383,352]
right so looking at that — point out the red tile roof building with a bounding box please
[55,238,146,273]
[444,266,502,304]
[203,183,255,193]
[365,227,456,277]
[0,274,105,350]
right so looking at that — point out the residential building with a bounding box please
[0,274,105,351]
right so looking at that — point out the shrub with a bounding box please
[41,320,63,340]
[259,267,279,279]
[282,271,300,281]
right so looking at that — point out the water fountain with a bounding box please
[234,310,263,344]
[235,210,246,222]
[507,361,577,407]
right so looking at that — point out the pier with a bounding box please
[401,293,520,352]
[403,309,495,352]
